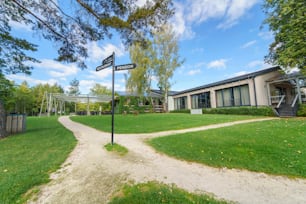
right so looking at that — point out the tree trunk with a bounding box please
[0,100,8,138]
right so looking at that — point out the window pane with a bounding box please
[223,89,232,106]
[191,95,198,109]
[233,87,241,106]
[240,85,250,105]
[216,90,223,107]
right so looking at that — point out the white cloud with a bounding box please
[217,0,259,29]
[171,2,195,39]
[247,60,272,68]
[31,59,78,78]
[188,69,201,76]
[247,60,263,68]
[186,0,228,24]
[231,71,249,77]
[7,74,58,86]
[9,20,32,31]
[258,31,274,40]
[88,69,113,80]
[135,0,148,7]
[79,80,100,94]
[207,59,228,69]
[171,0,259,39]
[241,40,257,49]
[87,42,126,63]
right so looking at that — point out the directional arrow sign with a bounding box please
[96,62,112,71]
[115,63,136,71]
[102,54,113,65]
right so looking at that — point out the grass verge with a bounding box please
[105,143,128,156]
[149,118,306,178]
[0,117,76,203]
[109,181,229,204]
[70,113,263,133]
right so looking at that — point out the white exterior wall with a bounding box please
[254,71,282,106]
[167,96,174,111]
[168,69,282,110]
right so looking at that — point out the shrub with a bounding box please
[202,106,275,116]
[169,109,191,114]
[297,104,306,117]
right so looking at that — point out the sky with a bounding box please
[6,0,274,94]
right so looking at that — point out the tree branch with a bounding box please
[11,0,66,41]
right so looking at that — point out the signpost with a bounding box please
[96,62,112,71]
[115,63,136,71]
[96,52,136,145]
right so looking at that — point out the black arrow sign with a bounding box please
[102,54,114,65]
[115,63,136,71]
[96,62,112,71]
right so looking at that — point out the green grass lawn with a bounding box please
[109,181,229,204]
[70,113,262,133]
[105,143,128,156]
[0,117,76,204]
[149,118,306,178]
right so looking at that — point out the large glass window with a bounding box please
[174,96,187,110]
[191,92,211,109]
[216,85,250,107]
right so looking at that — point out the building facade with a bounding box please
[168,66,306,116]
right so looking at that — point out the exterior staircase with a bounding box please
[276,104,298,117]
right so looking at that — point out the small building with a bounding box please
[168,66,306,116]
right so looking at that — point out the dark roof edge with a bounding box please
[173,66,281,96]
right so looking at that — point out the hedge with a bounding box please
[170,106,275,116]
[297,104,306,117]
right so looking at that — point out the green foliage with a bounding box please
[68,78,80,96]
[31,83,64,115]
[0,73,15,108]
[127,24,184,112]
[117,96,152,114]
[70,114,261,134]
[109,181,228,204]
[170,109,191,114]
[0,29,39,74]
[1,0,173,73]
[90,83,112,96]
[152,24,185,111]
[104,143,128,156]
[0,117,76,203]
[149,118,306,178]
[127,41,155,96]
[13,81,34,115]
[262,0,306,75]
[202,106,275,116]
[297,104,306,117]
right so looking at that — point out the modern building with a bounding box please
[168,66,306,116]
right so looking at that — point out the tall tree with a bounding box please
[127,41,155,97]
[153,24,184,111]
[31,83,64,115]
[14,81,34,114]
[127,25,183,111]
[68,78,80,96]
[0,74,15,137]
[262,0,306,75]
[90,83,112,96]
[0,0,174,74]
[0,0,173,135]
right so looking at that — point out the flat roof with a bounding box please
[172,66,281,96]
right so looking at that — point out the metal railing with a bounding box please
[291,94,299,108]
[270,95,285,107]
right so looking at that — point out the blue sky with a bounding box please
[6,0,274,94]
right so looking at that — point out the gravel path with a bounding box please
[28,116,306,204]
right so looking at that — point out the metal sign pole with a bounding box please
[111,52,115,145]
[96,51,136,146]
